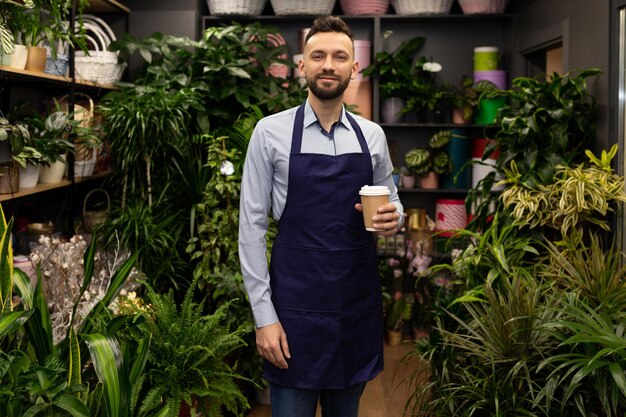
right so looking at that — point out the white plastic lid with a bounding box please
[359,185,390,196]
[474,46,499,53]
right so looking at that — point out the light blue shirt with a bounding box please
[239,100,404,328]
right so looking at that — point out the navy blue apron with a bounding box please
[266,104,383,389]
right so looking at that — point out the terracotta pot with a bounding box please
[385,330,402,346]
[452,107,471,124]
[401,174,416,189]
[25,46,47,72]
[420,172,439,189]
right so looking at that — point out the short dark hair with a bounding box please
[305,16,354,46]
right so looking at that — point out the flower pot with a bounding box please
[343,79,372,120]
[441,128,471,189]
[0,162,19,194]
[25,46,47,72]
[419,172,439,189]
[452,107,471,124]
[385,330,402,346]
[39,159,65,184]
[18,163,40,188]
[381,97,405,124]
[401,174,416,189]
[9,44,27,70]
[392,173,400,187]
[475,97,505,125]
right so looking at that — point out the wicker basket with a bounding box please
[391,0,453,15]
[207,0,267,15]
[58,92,94,128]
[270,0,336,15]
[83,188,110,232]
[457,0,509,14]
[74,19,125,84]
[340,0,390,15]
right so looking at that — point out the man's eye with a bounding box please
[312,54,324,60]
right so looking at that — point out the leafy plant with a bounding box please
[500,144,626,236]
[467,68,602,231]
[451,76,499,122]
[126,278,250,417]
[362,34,426,100]
[404,130,456,176]
[0,114,29,157]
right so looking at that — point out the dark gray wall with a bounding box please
[510,0,611,151]
[124,0,202,40]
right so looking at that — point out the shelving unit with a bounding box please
[0,171,112,202]
[0,1,128,239]
[203,10,514,218]
[0,66,119,90]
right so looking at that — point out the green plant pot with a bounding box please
[475,97,506,125]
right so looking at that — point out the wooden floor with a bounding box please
[246,341,424,417]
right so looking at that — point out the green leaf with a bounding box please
[52,394,90,417]
[83,334,129,417]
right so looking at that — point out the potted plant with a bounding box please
[385,295,408,346]
[404,58,456,123]
[27,109,76,183]
[361,34,426,123]
[450,76,499,124]
[14,144,42,188]
[467,68,602,230]
[404,130,454,189]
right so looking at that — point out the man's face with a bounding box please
[300,31,358,100]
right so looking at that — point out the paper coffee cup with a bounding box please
[359,185,390,231]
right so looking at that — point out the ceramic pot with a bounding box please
[420,172,439,189]
[39,159,65,184]
[0,162,19,194]
[25,46,47,72]
[401,174,416,189]
[9,44,27,69]
[18,163,40,188]
[381,97,405,124]
[452,107,471,124]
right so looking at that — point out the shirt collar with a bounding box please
[303,100,352,131]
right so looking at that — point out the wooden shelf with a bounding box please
[0,66,118,90]
[0,171,112,202]
[398,187,470,194]
[86,0,130,13]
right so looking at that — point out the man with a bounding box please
[239,16,403,417]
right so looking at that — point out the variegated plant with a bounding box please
[500,144,626,235]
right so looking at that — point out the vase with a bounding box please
[381,97,405,124]
[25,46,47,72]
[420,172,439,189]
[18,163,40,188]
[401,174,416,189]
[39,159,65,184]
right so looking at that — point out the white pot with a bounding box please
[9,44,27,70]
[18,164,40,188]
[39,159,66,184]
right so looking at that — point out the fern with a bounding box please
[133,277,250,417]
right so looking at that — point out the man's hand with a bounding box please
[256,322,291,369]
[355,202,400,236]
